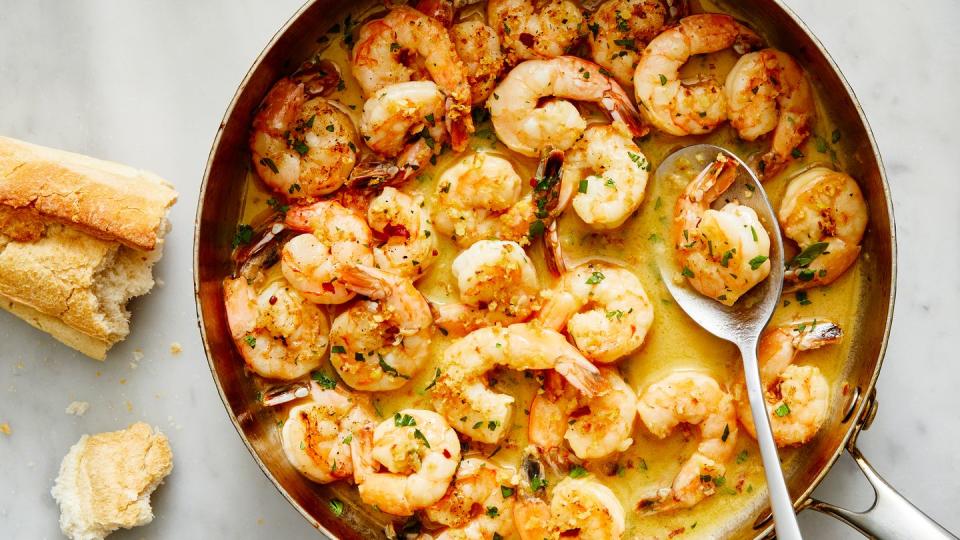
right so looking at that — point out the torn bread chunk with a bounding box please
[0,136,176,359]
[51,422,173,540]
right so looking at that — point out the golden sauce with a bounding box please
[235,2,865,536]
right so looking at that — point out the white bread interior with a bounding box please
[51,422,174,540]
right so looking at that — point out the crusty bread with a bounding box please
[0,136,176,359]
[51,423,174,540]
[0,136,177,250]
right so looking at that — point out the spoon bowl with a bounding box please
[653,144,800,539]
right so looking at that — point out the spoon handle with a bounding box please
[739,341,803,540]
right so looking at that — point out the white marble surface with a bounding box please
[0,0,957,538]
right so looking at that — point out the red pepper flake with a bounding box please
[268,295,278,305]
[668,527,686,538]
[321,282,336,293]
[442,448,451,459]
[382,223,410,239]
[519,33,535,48]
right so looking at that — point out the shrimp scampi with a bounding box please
[513,476,626,540]
[725,48,815,178]
[451,20,506,105]
[250,77,359,198]
[367,186,438,280]
[433,239,540,335]
[673,153,771,305]
[280,384,376,483]
[779,167,868,290]
[489,56,645,157]
[488,0,584,65]
[223,277,329,380]
[634,13,761,136]
[352,409,462,515]
[538,262,654,364]
[422,458,517,539]
[328,265,433,391]
[587,0,681,87]
[734,319,840,446]
[636,372,738,511]
[281,200,374,304]
[432,323,608,444]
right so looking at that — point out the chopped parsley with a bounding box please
[311,371,338,389]
[331,345,346,354]
[736,450,749,464]
[658,73,667,86]
[413,428,431,448]
[379,356,409,379]
[424,367,441,391]
[329,498,344,516]
[243,335,256,348]
[259,157,279,174]
[569,465,588,478]
[682,266,695,278]
[486,506,500,518]
[232,224,254,248]
[788,242,829,268]
[501,485,515,498]
[394,412,417,427]
[586,271,605,285]
[774,403,791,417]
[578,179,589,193]
[749,255,769,270]
[721,424,730,442]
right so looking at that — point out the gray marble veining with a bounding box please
[0,0,957,538]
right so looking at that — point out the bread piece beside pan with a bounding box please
[0,136,177,359]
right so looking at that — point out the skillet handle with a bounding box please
[808,445,956,539]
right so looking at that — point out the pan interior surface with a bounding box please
[195,0,893,538]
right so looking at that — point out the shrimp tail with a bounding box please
[445,99,475,152]
[554,356,608,397]
[543,219,568,276]
[340,264,393,299]
[291,58,344,98]
[602,92,649,138]
[687,153,739,203]
[792,319,843,350]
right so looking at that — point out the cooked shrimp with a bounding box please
[725,48,815,178]
[368,187,438,281]
[351,6,473,150]
[735,320,839,446]
[558,124,650,229]
[587,0,676,87]
[223,277,329,380]
[250,78,359,198]
[528,369,638,462]
[433,240,540,335]
[360,81,447,159]
[513,476,626,540]
[636,372,738,511]
[634,13,761,136]
[328,264,433,391]
[352,409,462,516]
[451,20,506,105]
[281,201,374,304]
[281,384,376,483]
[673,153,771,306]
[432,323,608,444]
[424,457,517,539]
[778,167,868,290]
[487,0,583,65]
[432,152,562,247]
[489,56,645,157]
[538,262,654,364]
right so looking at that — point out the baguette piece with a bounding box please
[0,137,176,359]
[51,423,174,540]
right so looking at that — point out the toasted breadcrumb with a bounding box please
[65,401,90,416]
[169,342,182,355]
[0,422,10,435]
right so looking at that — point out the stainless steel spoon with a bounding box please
[653,144,801,539]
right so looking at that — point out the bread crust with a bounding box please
[51,423,174,540]
[0,136,177,251]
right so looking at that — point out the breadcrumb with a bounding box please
[0,422,10,435]
[65,401,90,416]
[169,342,182,355]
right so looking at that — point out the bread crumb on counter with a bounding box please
[0,422,10,435]
[65,401,90,416]
[169,342,182,355]
[51,422,173,540]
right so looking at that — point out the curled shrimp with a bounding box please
[250,77,359,198]
[513,476,626,540]
[432,151,563,248]
[538,262,654,364]
[673,153,771,306]
[432,323,608,444]
[280,383,376,484]
[636,371,738,511]
[351,6,473,150]
[432,239,540,335]
[528,369,638,462]
[489,56,645,157]
[587,0,680,87]
[487,0,583,65]
[633,13,761,136]
[223,277,329,380]
[778,167,868,290]
[557,124,650,230]
[423,457,517,539]
[360,81,447,160]
[725,48,815,178]
[734,320,840,446]
[281,201,374,304]
[328,264,433,391]
[368,186,438,281]
[351,408,462,516]
[451,20,506,105]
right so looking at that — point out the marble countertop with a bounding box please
[1,0,957,538]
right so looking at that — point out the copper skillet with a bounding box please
[193,0,953,537]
